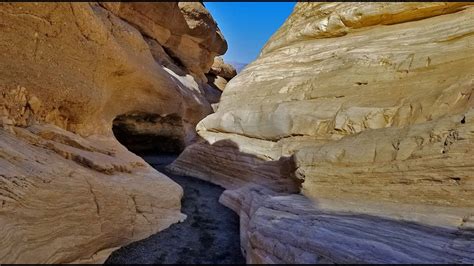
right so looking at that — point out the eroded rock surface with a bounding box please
[170,2,474,263]
[206,57,238,107]
[100,2,227,83]
[0,125,185,263]
[220,185,474,263]
[209,57,237,81]
[0,2,227,263]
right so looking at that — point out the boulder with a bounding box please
[206,56,238,93]
[209,56,237,81]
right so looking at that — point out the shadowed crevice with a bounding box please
[105,154,245,264]
[112,112,186,154]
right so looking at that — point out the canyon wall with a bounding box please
[0,2,227,263]
[170,2,474,263]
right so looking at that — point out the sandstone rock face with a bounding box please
[0,2,225,263]
[170,2,474,263]
[206,57,238,92]
[209,56,237,81]
[101,2,227,83]
[0,2,217,139]
[0,125,184,263]
[220,185,474,264]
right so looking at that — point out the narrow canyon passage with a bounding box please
[105,154,245,264]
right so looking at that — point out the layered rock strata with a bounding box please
[0,124,184,263]
[220,185,474,263]
[0,2,226,263]
[100,2,227,83]
[170,2,474,263]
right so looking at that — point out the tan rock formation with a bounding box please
[170,2,474,263]
[0,2,226,263]
[207,75,228,93]
[209,56,237,81]
[0,2,215,139]
[220,185,474,264]
[0,125,184,263]
[206,57,238,92]
[100,2,227,83]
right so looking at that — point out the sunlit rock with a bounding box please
[171,2,474,263]
[0,2,226,263]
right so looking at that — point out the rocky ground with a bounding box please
[105,154,245,264]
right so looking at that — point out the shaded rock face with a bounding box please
[170,2,474,263]
[0,2,227,263]
[220,185,474,264]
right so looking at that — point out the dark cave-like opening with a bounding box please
[112,112,185,155]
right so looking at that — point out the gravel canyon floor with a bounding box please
[105,154,245,264]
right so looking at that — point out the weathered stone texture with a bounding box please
[171,2,474,263]
[0,2,226,263]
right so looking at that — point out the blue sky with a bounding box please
[205,2,296,64]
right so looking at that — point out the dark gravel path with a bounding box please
[105,154,245,264]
